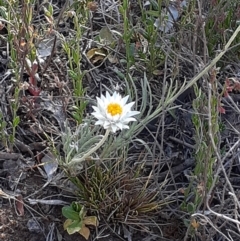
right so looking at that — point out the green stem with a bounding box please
[68,128,111,167]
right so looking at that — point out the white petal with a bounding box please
[112,114,121,121]
[98,99,107,112]
[92,106,98,111]
[116,122,128,130]
[95,120,104,126]
[106,91,111,101]
[95,103,105,116]
[115,93,122,102]
[121,111,140,119]
[96,97,103,107]
[121,124,130,129]
[112,91,117,99]
[122,117,137,123]
[121,95,129,105]
[92,106,103,115]
[128,110,140,116]
[103,121,111,129]
[111,125,118,133]
[115,122,123,130]
[92,112,105,120]
[119,122,130,129]
[105,112,113,121]
[124,102,135,111]
[100,94,107,108]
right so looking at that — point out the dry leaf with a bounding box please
[79,225,90,240]
[191,218,200,230]
[91,55,105,64]
[178,188,185,194]
[107,54,118,64]
[197,181,204,196]
[63,219,72,231]
[83,216,99,227]
[86,48,107,64]
[87,2,98,12]
[16,195,24,216]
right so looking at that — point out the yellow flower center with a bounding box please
[107,103,122,116]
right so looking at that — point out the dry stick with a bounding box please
[229,191,240,233]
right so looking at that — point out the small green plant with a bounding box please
[138,0,166,74]
[119,0,166,76]
[205,0,240,58]
[119,0,135,76]
[62,202,98,240]
[61,2,91,124]
[3,0,38,146]
[182,69,221,237]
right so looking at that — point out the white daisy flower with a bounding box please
[91,91,140,133]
